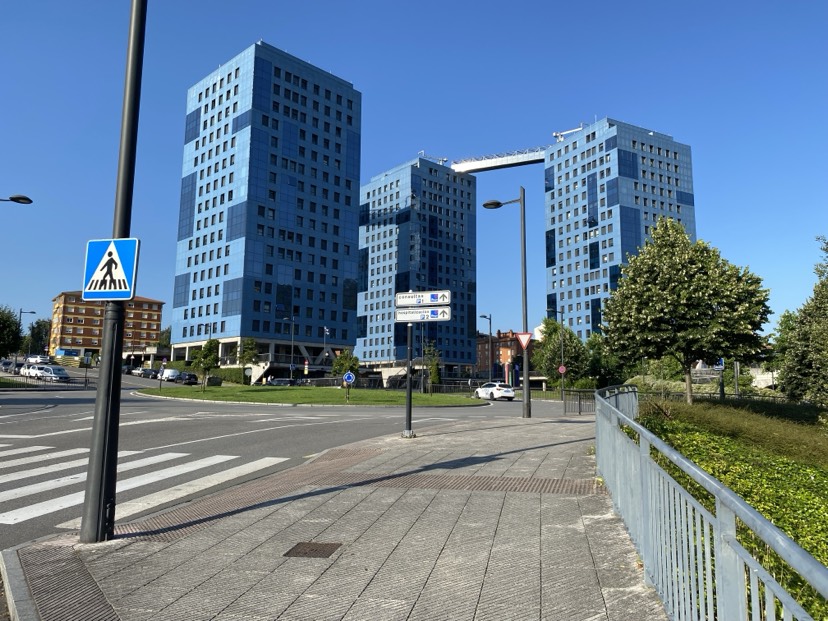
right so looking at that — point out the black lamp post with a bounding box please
[480,314,492,382]
[14,309,36,369]
[282,316,296,380]
[483,187,531,418]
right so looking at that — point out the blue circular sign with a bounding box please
[343,371,355,384]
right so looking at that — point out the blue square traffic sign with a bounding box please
[82,238,140,301]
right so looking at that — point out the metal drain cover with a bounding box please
[284,542,342,558]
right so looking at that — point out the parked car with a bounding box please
[175,372,198,385]
[38,365,71,382]
[26,354,50,364]
[0,360,13,373]
[474,382,516,401]
[160,368,181,382]
[132,367,158,379]
[122,365,136,375]
[10,362,24,375]
[266,377,292,386]
[19,364,34,377]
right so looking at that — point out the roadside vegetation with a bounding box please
[139,384,480,406]
[637,398,828,617]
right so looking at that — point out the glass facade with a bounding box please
[355,158,477,372]
[544,118,695,340]
[171,42,362,366]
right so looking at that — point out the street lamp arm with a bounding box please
[1,195,33,204]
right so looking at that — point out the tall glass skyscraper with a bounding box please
[355,157,477,374]
[171,41,361,372]
[545,118,695,338]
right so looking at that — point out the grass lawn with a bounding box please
[138,384,484,407]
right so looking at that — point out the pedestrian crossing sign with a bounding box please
[82,238,140,301]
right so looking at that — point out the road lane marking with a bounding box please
[0,451,141,485]
[0,454,238,524]
[0,417,187,439]
[0,449,90,471]
[0,453,187,503]
[0,446,54,458]
[56,456,288,529]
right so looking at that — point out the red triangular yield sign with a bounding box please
[517,332,532,350]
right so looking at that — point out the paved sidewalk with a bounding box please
[1,410,667,620]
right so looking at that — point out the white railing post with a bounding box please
[639,434,653,586]
[714,498,747,619]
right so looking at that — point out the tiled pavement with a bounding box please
[1,409,667,620]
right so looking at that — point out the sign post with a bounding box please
[79,0,147,544]
[343,371,355,403]
[395,291,452,438]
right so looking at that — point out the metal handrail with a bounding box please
[595,384,828,619]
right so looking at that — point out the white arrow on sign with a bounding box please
[394,306,452,322]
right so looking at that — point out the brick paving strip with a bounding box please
[10,418,667,621]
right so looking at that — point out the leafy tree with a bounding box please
[780,237,828,404]
[424,341,442,387]
[156,326,171,349]
[238,337,259,385]
[331,348,359,378]
[30,319,51,355]
[531,317,588,382]
[762,311,796,385]
[190,338,220,391]
[585,332,625,388]
[0,305,21,358]
[602,218,770,404]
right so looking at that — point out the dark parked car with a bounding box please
[133,367,158,379]
[175,372,199,385]
[122,365,136,375]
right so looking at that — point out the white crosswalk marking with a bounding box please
[0,445,291,528]
[0,453,186,503]
[57,457,289,529]
[0,454,239,524]
[0,449,89,470]
[0,451,139,485]
[0,446,53,458]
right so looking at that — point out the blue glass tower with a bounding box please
[172,42,361,372]
[355,158,477,375]
[545,118,695,338]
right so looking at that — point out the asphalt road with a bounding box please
[0,380,533,551]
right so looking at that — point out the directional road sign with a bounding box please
[394,307,452,322]
[395,290,451,307]
[343,371,356,384]
[82,238,140,301]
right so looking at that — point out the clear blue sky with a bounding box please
[2,0,826,340]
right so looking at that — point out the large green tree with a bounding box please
[331,348,359,378]
[191,339,220,391]
[238,337,259,384]
[602,218,770,403]
[0,305,21,358]
[780,237,828,404]
[531,317,589,382]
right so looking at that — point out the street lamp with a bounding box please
[0,194,33,204]
[480,314,493,383]
[484,186,531,418]
[14,309,36,369]
[551,308,566,402]
[283,316,296,380]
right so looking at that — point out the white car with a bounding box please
[21,364,43,377]
[474,382,516,401]
[38,365,71,382]
[160,368,181,382]
[26,354,50,364]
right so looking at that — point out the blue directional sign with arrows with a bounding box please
[82,238,140,301]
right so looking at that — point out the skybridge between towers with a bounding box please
[451,145,548,173]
